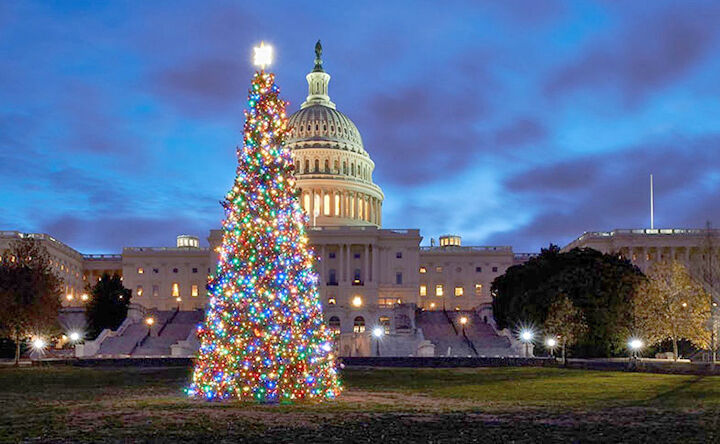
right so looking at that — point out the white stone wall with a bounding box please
[418,246,515,311]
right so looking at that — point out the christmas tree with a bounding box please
[187,43,341,402]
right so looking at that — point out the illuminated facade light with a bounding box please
[351,295,363,307]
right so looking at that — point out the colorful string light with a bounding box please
[187,70,341,402]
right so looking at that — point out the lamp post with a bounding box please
[628,338,643,358]
[145,316,155,336]
[459,316,468,335]
[372,327,384,356]
[520,330,534,357]
[545,337,557,358]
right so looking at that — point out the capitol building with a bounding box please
[2,43,718,358]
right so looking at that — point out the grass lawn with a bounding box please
[1,365,719,443]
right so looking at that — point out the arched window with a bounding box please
[343,161,347,175]
[353,316,365,333]
[334,160,339,172]
[323,194,330,216]
[304,159,309,173]
[314,159,320,172]
[303,194,310,212]
[353,268,362,283]
[329,316,341,334]
[324,159,329,172]
[328,269,337,284]
[351,163,355,176]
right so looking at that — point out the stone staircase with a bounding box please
[416,310,514,357]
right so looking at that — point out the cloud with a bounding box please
[359,71,490,186]
[494,117,547,148]
[545,5,720,105]
[490,133,720,250]
[41,215,214,253]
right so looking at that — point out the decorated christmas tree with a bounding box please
[187,43,341,402]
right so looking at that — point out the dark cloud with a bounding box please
[545,5,720,105]
[494,118,546,148]
[491,133,720,250]
[359,64,491,186]
[151,58,251,118]
[41,215,214,253]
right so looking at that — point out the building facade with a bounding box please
[563,228,720,274]
[2,44,527,357]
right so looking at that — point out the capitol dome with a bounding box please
[287,42,383,227]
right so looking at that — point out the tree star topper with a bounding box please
[253,41,273,69]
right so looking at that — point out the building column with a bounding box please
[339,244,345,283]
[346,243,352,282]
[309,189,315,225]
[320,244,326,285]
[363,244,369,283]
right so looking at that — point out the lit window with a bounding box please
[172,283,180,297]
[419,266,427,274]
[191,285,198,297]
[436,266,443,273]
[420,285,427,296]
[436,284,444,296]
[152,285,159,297]
[352,296,363,307]
[137,267,144,274]
[137,286,143,297]
[353,316,365,333]
[475,283,482,295]
[304,194,310,211]
[454,286,463,297]
[379,316,391,334]
[323,194,330,216]
[334,194,340,216]
[328,297,336,305]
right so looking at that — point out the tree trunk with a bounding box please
[561,339,566,366]
[672,336,679,361]
[14,330,20,367]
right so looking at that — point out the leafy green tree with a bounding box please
[544,294,588,364]
[0,238,63,365]
[85,272,132,339]
[492,245,644,357]
[634,261,710,360]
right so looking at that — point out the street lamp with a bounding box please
[628,338,643,359]
[520,329,534,357]
[372,327,384,356]
[68,331,81,342]
[545,337,557,358]
[459,316,468,335]
[145,316,155,336]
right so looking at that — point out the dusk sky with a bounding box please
[2,1,719,254]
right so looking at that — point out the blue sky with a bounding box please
[1,1,719,253]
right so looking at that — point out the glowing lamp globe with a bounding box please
[32,337,46,350]
[629,338,643,350]
[520,330,533,342]
[69,332,81,342]
[545,338,557,348]
[372,327,384,338]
